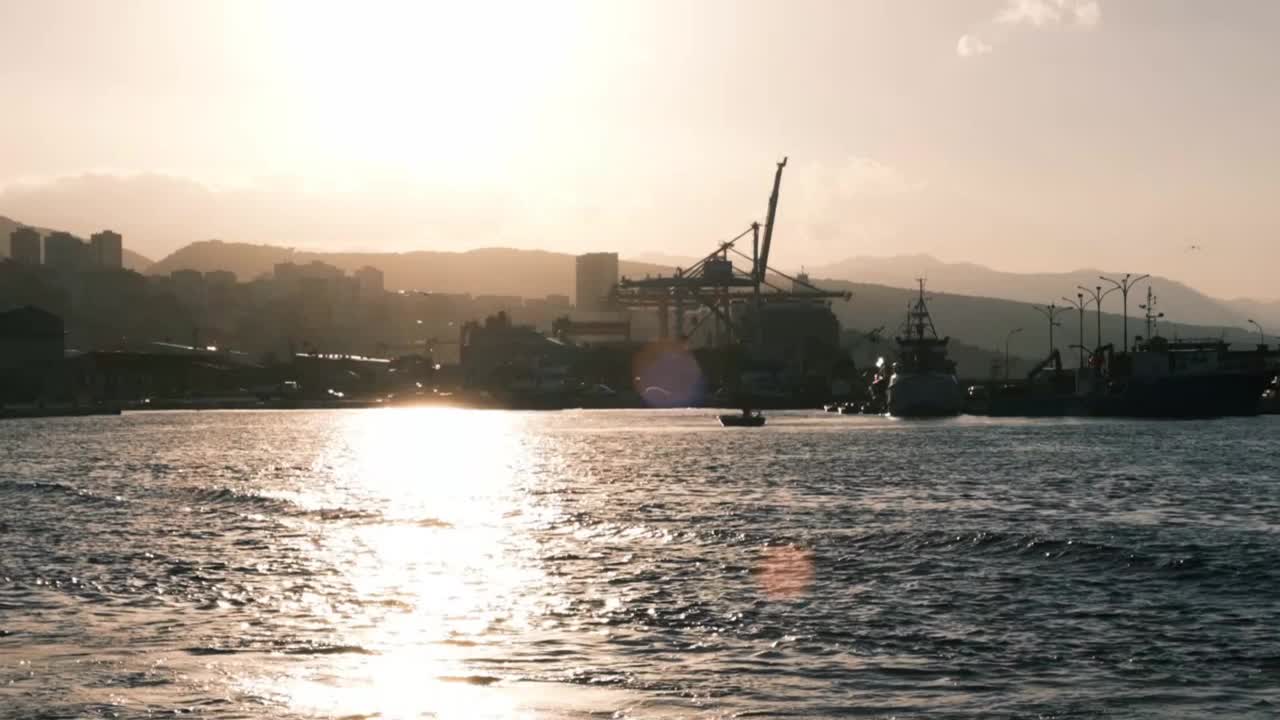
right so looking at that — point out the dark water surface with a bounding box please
[2,409,1278,719]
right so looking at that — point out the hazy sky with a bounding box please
[2,0,1278,298]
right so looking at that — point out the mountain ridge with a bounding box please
[142,240,1268,361]
[810,253,1273,329]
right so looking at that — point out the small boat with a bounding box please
[718,410,766,427]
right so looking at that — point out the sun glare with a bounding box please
[237,408,564,718]
[269,1,588,180]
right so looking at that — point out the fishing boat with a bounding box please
[886,280,963,418]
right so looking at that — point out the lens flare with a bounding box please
[632,341,706,408]
[757,545,814,601]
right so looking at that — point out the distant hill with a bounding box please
[816,278,1263,377]
[148,240,673,300]
[811,254,1268,330]
[0,215,152,272]
[1221,297,1280,336]
[146,240,1265,375]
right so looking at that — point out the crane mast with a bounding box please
[757,157,787,282]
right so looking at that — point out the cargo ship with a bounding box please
[1080,337,1270,418]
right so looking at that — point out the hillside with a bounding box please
[148,240,673,299]
[811,254,1267,330]
[818,279,1262,374]
[145,240,1265,369]
[0,215,152,272]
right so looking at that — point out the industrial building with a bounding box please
[460,311,573,392]
[0,305,65,401]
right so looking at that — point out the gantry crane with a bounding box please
[612,158,851,346]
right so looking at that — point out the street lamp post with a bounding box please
[1100,273,1149,352]
[1031,303,1069,359]
[1248,319,1266,348]
[1062,293,1090,368]
[1005,327,1023,381]
[1078,284,1117,351]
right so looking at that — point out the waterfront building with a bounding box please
[0,305,65,401]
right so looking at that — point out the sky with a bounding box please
[1,0,1278,299]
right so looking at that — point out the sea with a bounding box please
[1,409,1278,719]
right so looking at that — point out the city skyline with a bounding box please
[3,1,1279,300]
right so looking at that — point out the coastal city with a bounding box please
[3,161,1277,420]
[7,4,1280,719]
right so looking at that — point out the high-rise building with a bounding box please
[575,252,619,312]
[354,266,385,300]
[8,227,41,265]
[89,230,123,269]
[44,232,89,270]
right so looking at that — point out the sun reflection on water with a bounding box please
[245,408,565,718]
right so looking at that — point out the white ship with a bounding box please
[886,280,963,418]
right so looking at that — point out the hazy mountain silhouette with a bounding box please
[148,240,673,299]
[0,215,152,271]
[811,254,1266,329]
[144,240,1264,372]
[1221,297,1280,336]
[818,278,1263,377]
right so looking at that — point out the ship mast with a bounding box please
[903,278,938,341]
[1139,285,1164,342]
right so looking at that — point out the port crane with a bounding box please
[612,158,850,346]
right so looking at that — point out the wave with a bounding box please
[437,675,502,686]
[184,642,377,656]
[0,479,125,506]
[183,487,450,528]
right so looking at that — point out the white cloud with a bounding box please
[997,0,1101,28]
[957,34,994,57]
[957,0,1101,57]
[1074,1,1101,27]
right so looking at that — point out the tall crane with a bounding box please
[756,157,787,282]
[613,158,849,345]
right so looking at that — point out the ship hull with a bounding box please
[888,372,963,418]
[1086,372,1266,418]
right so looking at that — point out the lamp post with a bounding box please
[1248,319,1266,348]
[1005,327,1023,381]
[1100,273,1149,352]
[1031,303,1069,358]
[1061,293,1090,368]
[1078,284,1117,351]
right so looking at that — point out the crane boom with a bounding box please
[757,157,787,281]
